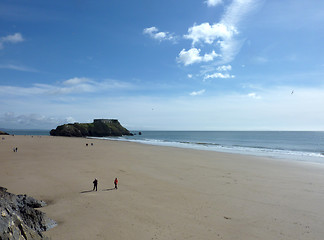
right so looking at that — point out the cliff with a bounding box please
[0,187,56,240]
[0,130,9,135]
[50,119,133,137]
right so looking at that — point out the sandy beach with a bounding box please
[1,135,324,240]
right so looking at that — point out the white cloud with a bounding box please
[254,56,268,63]
[178,48,201,65]
[0,78,134,96]
[1,33,24,43]
[221,0,257,27]
[177,48,220,66]
[187,74,193,78]
[181,0,258,66]
[205,0,223,7]
[143,26,175,42]
[247,92,261,99]
[0,33,24,49]
[0,113,81,129]
[216,35,242,64]
[0,64,37,72]
[217,0,257,63]
[1,86,324,130]
[184,22,237,45]
[217,65,232,71]
[143,26,157,35]
[190,89,206,96]
[0,112,64,129]
[65,116,76,123]
[63,77,92,85]
[204,72,235,80]
[204,50,220,61]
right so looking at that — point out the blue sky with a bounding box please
[1,0,324,130]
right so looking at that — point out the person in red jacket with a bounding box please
[114,178,118,189]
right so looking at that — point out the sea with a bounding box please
[2,129,50,136]
[3,129,324,165]
[100,131,324,165]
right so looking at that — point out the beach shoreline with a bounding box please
[91,130,324,165]
[1,135,324,239]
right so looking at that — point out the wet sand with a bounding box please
[1,135,324,240]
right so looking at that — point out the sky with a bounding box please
[1,0,324,130]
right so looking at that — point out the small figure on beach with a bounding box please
[114,178,118,190]
[93,178,98,191]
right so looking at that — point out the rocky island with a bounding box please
[0,130,9,135]
[50,119,133,137]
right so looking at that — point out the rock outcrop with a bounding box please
[0,187,56,240]
[50,119,133,137]
[0,131,9,135]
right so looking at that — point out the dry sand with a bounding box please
[1,135,324,240]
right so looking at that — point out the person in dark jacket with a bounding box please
[93,178,98,191]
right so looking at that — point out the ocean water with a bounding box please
[4,129,324,164]
[1,129,50,136]
[98,131,324,165]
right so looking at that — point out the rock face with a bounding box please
[50,119,133,137]
[0,131,9,135]
[0,187,56,240]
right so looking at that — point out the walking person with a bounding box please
[93,178,98,191]
[114,178,118,190]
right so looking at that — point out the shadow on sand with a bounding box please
[80,190,95,194]
[80,188,116,193]
[102,188,115,191]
